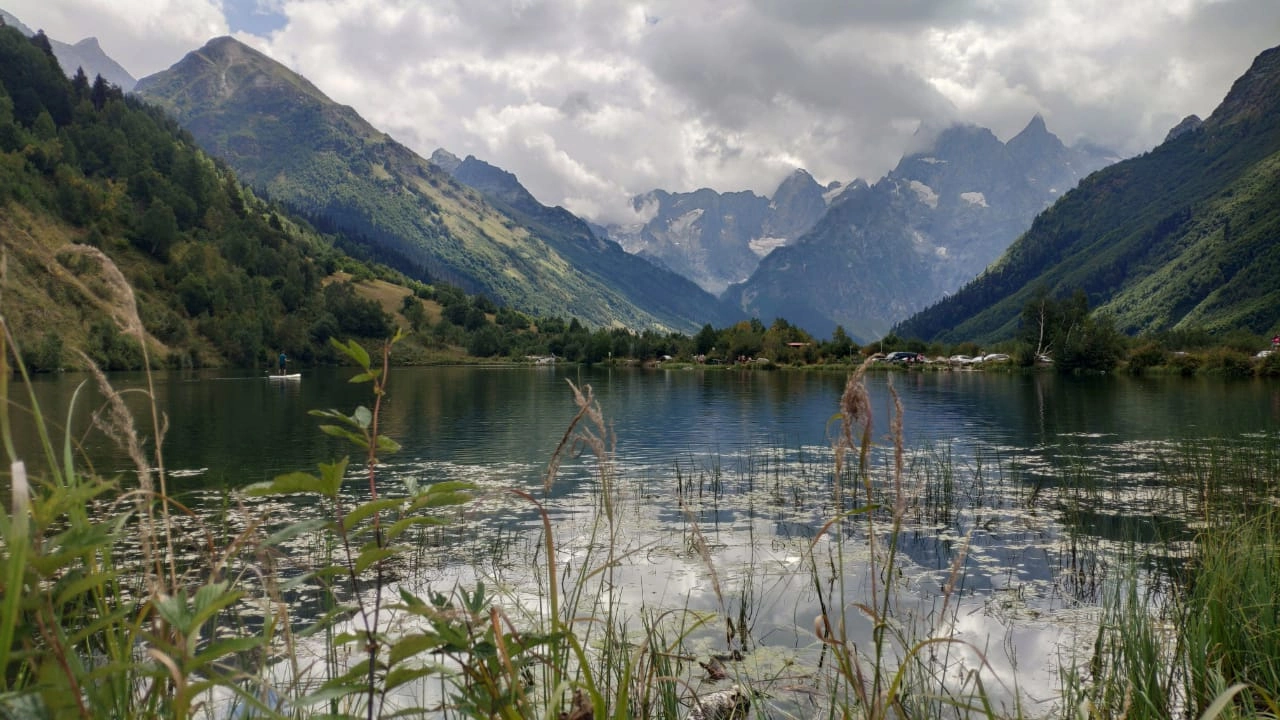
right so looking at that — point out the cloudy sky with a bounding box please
[5,0,1279,222]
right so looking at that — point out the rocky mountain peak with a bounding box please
[771,168,822,202]
[429,148,462,174]
[1164,114,1203,142]
[1205,44,1280,130]
[1008,113,1066,154]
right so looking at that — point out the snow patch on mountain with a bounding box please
[960,191,988,207]
[668,209,703,234]
[748,236,788,257]
[908,180,938,209]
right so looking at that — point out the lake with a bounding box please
[8,364,1280,716]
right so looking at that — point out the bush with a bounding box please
[1126,341,1167,375]
[1169,352,1201,376]
[1202,348,1254,377]
[1257,353,1280,377]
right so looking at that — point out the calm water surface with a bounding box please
[10,366,1280,715]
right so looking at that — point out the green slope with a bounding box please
[134,37,728,332]
[0,25,398,370]
[896,45,1280,344]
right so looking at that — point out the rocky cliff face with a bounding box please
[604,169,832,295]
[721,116,1118,340]
[0,9,136,89]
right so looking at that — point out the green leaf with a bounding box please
[191,582,242,630]
[353,406,373,429]
[398,588,427,608]
[423,480,476,495]
[54,568,120,607]
[342,497,403,532]
[245,472,325,497]
[330,337,371,369]
[317,458,350,498]
[331,631,365,647]
[310,408,361,427]
[388,634,446,665]
[355,545,401,574]
[319,424,368,449]
[384,664,445,692]
[411,491,472,509]
[375,435,401,453]
[386,516,449,541]
[152,592,191,634]
[262,517,330,547]
[296,683,364,708]
[349,370,380,383]
[194,636,264,667]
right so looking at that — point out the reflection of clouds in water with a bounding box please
[183,422,1244,714]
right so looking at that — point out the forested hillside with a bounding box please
[134,36,732,333]
[0,25,395,370]
[896,45,1280,344]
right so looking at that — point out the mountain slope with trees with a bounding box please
[134,36,731,333]
[0,8,136,89]
[895,44,1280,344]
[0,24,399,370]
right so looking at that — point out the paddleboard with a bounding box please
[267,373,301,380]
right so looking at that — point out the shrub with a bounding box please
[1126,341,1167,375]
[1202,347,1254,377]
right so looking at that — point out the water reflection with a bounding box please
[7,366,1280,715]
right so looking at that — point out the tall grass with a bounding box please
[5,304,1280,718]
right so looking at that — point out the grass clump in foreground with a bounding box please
[3,313,1280,718]
[1064,490,1280,719]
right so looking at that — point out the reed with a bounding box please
[7,319,1280,719]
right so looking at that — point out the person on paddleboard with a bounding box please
[278,351,288,376]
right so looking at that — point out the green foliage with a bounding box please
[85,320,143,371]
[1182,510,1280,716]
[1201,347,1255,377]
[897,48,1280,345]
[1126,341,1167,375]
[19,332,62,372]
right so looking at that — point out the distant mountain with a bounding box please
[896,44,1280,344]
[0,8,136,89]
[601,169,833,295]
[135,37,732,332]
[430,149,741,327]
[721,116,1117,340]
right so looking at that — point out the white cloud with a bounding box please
[4,0,1278,224]
[5,0,226,78]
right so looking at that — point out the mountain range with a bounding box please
[7,5,1280,349]
[600,169,838,295]
[719,116,1117,341]
[896,45,1280,343]
[134,36,736,333]
[0,8,136,90]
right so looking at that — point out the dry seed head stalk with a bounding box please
[834,362,874,490]
[839,363,873,452]
[60,245,146,338]
[82,354,153,491]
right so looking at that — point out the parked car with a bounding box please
[886,351,925,364]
